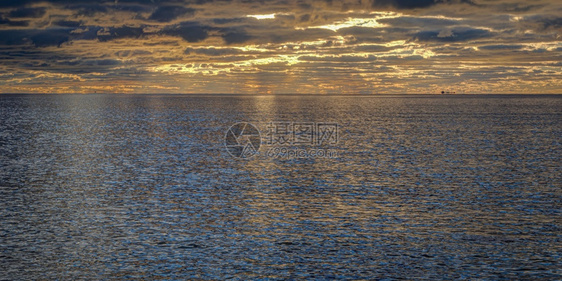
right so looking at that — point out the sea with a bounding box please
[0,94,560,279]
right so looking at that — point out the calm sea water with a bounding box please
[0,94,561,280]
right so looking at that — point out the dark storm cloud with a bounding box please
[110,0,192,4]
[413,28,492,42]
[67,4,108,16]
[377,16,462,27]
[226,25,334,45]
[97,26,145,42]
[148,6,196,22]
[0,25,150,45]
[20,61,51,68]
[84,59,122,66]
[8,7,46,18]
[0,0,34,8]
[373,0,437,9]
[30,29,71,47]
[0,47,135,74]
[299,54,378,62]
[221,30,253,44]
[371,0,475,9]
[493,3,544,13]
[112,4,152,13]
[212,17,245,25]
[184,47,242,56]
[299,14,310,22]
[53,20,82,28]
[161,21,210,42]
[0,29,71,47]
[514,15,562,34]
[479,44,524,50]
[0,30,28,45]
[0,16,28,27]
[354,45,393,52]
[532,16,562,31]
[40,58,123,73]
[0,0,169,7]
[338,27,409,43]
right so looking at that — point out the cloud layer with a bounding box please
[0,0,560,94]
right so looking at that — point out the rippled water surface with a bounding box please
[1,94,561,280]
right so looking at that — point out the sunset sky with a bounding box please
[0,0,560,94]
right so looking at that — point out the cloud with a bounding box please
[0,0,561,94]
[377,16,463,27]
[371,0,476,9]
[479,44,524,50]
[0,29,71,47]
[148,6,196,22]
[8,7,46,18]
[513,15,562,35]
[529,16,562,31]
[184,47,242,56]
[0,30,28,45]
[83,59,121,66]
[30,29,71,47]
[161,21,210,42]
[437,29,454,38]
[0,0,34,8]
[354,45,393,52]
[372,0,437,9]
[221,30,253,44]
[212,17,246,25]
[414,27,492,42]
[97,26,145,42]
[68,4,108,16]
[299,54,378,62]
[53,20,82,28]
[0,16,28,27]
[540,17,562,29]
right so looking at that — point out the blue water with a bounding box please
[1,94,561,279]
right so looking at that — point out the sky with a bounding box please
[0,0,560,94]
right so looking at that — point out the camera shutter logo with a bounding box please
[225,122,261,158]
